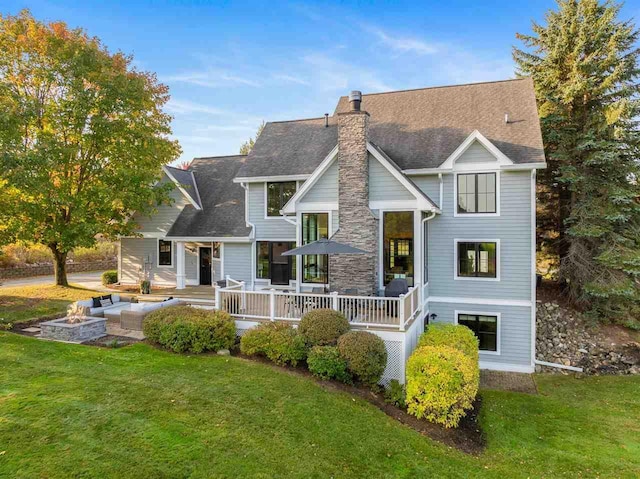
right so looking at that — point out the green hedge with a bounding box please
[307,346,351,383]
[337,331,387,386]
[405,345,479,428]
[299,309,350,347]
[101,270,118,286]
[143,305,236,354]
[240,322,307,366]
[418,323,479,362]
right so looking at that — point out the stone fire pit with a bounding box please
[39,302,107,343]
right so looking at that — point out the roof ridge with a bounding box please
[339,77,529,100]
[268,116,333,125]
[192,154,247,160]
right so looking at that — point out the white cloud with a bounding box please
[302,53,394,93]
[166,99,229,116]
[364,25,438,55]
[273,73,310,86]
[164,71,261,88]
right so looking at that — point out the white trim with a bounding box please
[298,210,332,286]
[233,174,310,184]
[295,202,338,212]
[453,238,500,282]
[453,171,501,218]
[157,239,173,268]
[264,181,300,220]
[455,309,501,355]
[135,234,252,243]
[403,162,547,175]
[190,170,203,211]
[530,169,537,368]
[281,145,339,214]
[378,209,418,290]
[162,166,202,210]
[239,182,256,239]
[439,130,513,170]
[219,243,225,279]
[428,296,532,307]
[369,200,417,210]
[367,143,440,213]
[535,359,583,372]
[479,361,534,373]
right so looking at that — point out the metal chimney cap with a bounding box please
[349,90,362,102]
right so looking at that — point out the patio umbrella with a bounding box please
[282,238,369,256]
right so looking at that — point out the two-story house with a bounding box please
[119,78,545,379]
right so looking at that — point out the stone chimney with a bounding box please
[329,91,378,295]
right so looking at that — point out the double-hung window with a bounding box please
[302,213,329,284]
[266,182,297,217]
[457,173,496,214]
[158,240,173,267]
[457,241,497,279]
[457,313,498,352]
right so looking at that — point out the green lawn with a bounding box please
[0,333,638,478]
[0,284,97,327]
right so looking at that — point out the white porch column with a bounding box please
[176,241,186,290]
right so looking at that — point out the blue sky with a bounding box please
[4,1,640,164]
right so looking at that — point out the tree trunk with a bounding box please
[50,247,69,286]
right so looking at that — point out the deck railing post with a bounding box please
[269,289,276,321]
[214,285,221,310]
[399,294,406,332]
[410,288,415,320]
[331,292,339,311]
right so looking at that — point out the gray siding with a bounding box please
[369,154,414,201]
[120,238,176,285]
[427,171,532,300]
[248,183,296,240]
[133,179,188,234]
[186,249,198,282]
[429,301,532,367]
[411,175,440,209]
[456,141,496,164]
[302,160,338,203]
[223,243,252,282]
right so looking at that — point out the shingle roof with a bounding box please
[164,165,202,209]
[167,155,252,238]
[237,78,544,177]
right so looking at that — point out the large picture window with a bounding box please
[266,181,297,217]
[158,240,173,267]
[302,213,329,284]
[256,241,295,285]
[457,241,497,278]
[458,313,498,352]
[383,211,414,286]
[457,173,496,214]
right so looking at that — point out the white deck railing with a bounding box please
[215,283,423,330]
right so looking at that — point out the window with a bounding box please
[212,242,221,259]
[457,241,497,278]
[383,211,414,286]
[457,173,496,214]
[256,241,295,284]
[256,242,270,279]
[302,213,329,284]
[158,240,172,267]
[458,313,498,352]
[266,181,297,217]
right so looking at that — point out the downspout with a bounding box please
[420,210,437,317]
[438,173,443,210]
[240,182,256,289]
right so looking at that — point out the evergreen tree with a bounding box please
[514,0,640,324]
[239,121,265,155]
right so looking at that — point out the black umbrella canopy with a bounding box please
[282,238,370,256]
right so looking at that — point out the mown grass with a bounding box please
[0,332,638,478]
[0,284,97,326]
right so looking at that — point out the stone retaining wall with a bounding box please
[0,259,116,280]
[536,302,640,375]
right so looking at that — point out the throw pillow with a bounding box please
[92,296,102,308]
[100,298,113,307]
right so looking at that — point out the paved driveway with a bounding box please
[0,271,108,291]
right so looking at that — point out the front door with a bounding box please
[270,242,291,285]
[199,247,212,285]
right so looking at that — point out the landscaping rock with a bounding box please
[536,301,640,375]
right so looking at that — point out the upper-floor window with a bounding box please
[457,173,496,214]
[457,241,497,279]
[158,240,173,267]
[266,181,297,217]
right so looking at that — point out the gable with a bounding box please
[455,141,496,165]
[133,177,190,235]
[369,153,414,201]
[299,159,338,204]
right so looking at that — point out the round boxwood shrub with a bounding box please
[299,309,350,347]
[240,322,307,366]
[143,305,236,354]
[418,323,479,362]
[405,345,479,428]
[337,331,387,386]
[307,346,351,383]
[101,270,118,286]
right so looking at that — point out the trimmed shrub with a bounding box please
[101,270,118,286]
[307,346,351,383]
[299,309,350,347]
[240,322,307,366]
[143,305,236,354]
[384,379,406,409]
[405,345,479,428]
[337,331,387,386]
[418,323,479,362]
